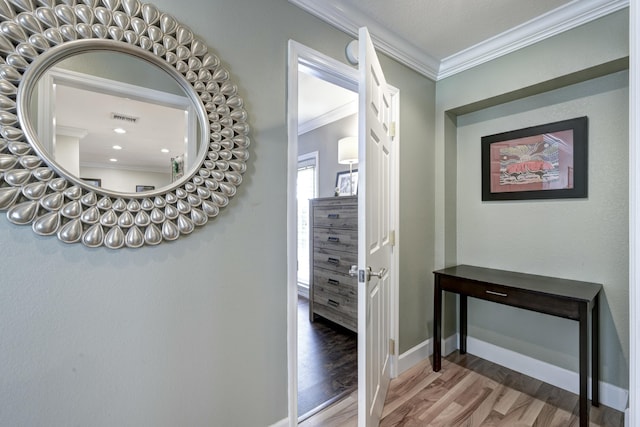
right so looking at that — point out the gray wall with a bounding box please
[57,51,185,96]
[0,1,435,426]
[435,10,629,388]
[457,70,629,387]
[299,114,358,198]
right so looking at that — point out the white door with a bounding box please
[357,27,394,427]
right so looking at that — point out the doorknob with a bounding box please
[368,266,387,279]
[351,266,387,282]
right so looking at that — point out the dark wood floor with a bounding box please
[297,296,358,419]
[301,351,625,426]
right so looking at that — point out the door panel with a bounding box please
[358,26,393,427]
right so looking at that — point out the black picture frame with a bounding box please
[335,170,358,196]
[481,116,588,201]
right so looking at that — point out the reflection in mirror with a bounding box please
[30,51,201,194]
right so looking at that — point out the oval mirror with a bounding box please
[27,49,205,195]
[0,2,250,249]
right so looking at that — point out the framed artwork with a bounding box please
[81,178,101,187]
[336,170,358,196]
[481,116,588,201]
[136,185,155,192]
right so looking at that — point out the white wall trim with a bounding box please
[268,418,289,427]
[628,0,638,424]
[397,334,629,412]
[288,0,628,81]
[397,334,458,375]
[288,0,440,80]
[439,0,629,79]
[298,100,357,135]
[286,40,360,427]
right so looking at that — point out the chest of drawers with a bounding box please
[309,196,358,332]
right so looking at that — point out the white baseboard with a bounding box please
[297,283,309,299]
[268,417,289,427]
[625,407,629,427]
[397,334,458,375]
[397,334,628,412]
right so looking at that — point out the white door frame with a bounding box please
[286,39,400,425]
[629,1,638,425]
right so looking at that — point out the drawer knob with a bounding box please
[327,257,340,265]
[327,236,340,243]
[327,213,339,219]
[328,278,340,285]
[327,299,340,308]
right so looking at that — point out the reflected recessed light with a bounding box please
[109,158,118,162]
[113,128,126,134]
[161,148,169,153]
[112,145,122,150]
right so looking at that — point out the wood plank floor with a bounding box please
[300,351,624,427]
[298,296,358,419]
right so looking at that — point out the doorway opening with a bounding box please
[287,38,400,426]
[287,41,361,424]
[295,56,359,422]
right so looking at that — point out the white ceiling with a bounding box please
[293,0,628,128]
[55,84,188,174]
[290,0,628,80]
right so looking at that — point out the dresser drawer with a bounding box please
[313,268,357,299]
[312,303,357,332]
[313,247,357,274]
[313,205,357,229]
[313,228,357,253]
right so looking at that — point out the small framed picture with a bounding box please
[136,185,155,192]
[335,170,358,196]
[481,116,588,201]
[81,178,101,187]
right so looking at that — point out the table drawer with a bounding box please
[439,275,580,320]
[314,228,357,253]
[313,205,357,229]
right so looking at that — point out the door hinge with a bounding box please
[389,121,396,138]
[389,230,395,247]
[389,339,395,355]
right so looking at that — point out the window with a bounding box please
[297,152,318,286]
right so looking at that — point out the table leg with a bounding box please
[592,293,600,406]
[433,276,441,372]
[460,294,467,354]
[579,302,589,427]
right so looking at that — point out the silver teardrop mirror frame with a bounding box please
[0,0,250,249]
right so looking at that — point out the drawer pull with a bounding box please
[328,278,340,285]
[486,290,508,297]
[327,299,340,308]
[327,213,339,219]
[327,257,340,265]
[327,236,340,243]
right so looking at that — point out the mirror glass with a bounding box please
[27,50,204,194]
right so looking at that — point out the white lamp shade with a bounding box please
[338,136,358,164]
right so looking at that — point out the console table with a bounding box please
[433,265,601,427]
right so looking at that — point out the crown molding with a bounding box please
[289,0,440,80]
[289,0,628,81]
[298,100,357,135]
[438,0,630,79]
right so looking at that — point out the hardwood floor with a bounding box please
[298,296,358,419]
[300,351,624,427]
